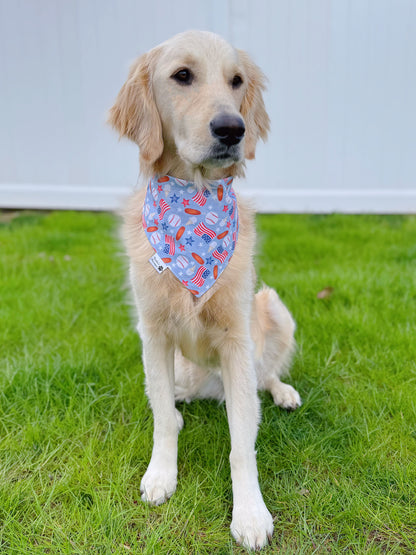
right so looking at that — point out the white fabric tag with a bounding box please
[149,253,167,274]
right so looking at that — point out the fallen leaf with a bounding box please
[317,287,334,299]
[299,488,310,497]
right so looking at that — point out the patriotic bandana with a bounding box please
[142,175,239,297]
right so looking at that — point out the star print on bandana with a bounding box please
[142,175,239,297]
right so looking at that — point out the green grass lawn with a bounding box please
[1,210,415,554]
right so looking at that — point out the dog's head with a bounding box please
[108,30,269,180]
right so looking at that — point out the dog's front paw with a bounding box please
[272,382,302,411]
[231,499,274,550]
[140,463,177,506]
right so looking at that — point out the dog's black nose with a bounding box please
[210,114,245,147]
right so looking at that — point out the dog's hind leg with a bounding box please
[252,286,302,410]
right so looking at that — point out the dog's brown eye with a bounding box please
[172,68,193,85]
[231,75,243,89]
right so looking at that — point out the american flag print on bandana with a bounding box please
[192,189,211,207]
[191,266,210,286]
[158,198,170,220]
[164,234,175,255]
[213,246,228,263]
[142,175,239,297]
[194,222,217,243]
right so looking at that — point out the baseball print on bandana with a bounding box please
[142,175,239,297]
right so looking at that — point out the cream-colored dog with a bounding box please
[109,30,301,550]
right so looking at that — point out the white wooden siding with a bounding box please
[0,0,415,213]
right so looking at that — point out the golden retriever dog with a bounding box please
[109,30,301,550]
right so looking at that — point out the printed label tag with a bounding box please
[149,253,167,274]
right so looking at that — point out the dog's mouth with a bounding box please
[203,144,242,167]
[214,152,233,160]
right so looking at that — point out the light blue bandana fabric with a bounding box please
[142,175,239,297]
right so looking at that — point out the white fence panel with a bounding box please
[0,0,415,213]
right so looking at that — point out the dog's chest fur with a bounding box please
[123,187,256,367]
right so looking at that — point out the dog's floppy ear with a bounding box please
[238,50,270,160]
[108,50,164,166]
